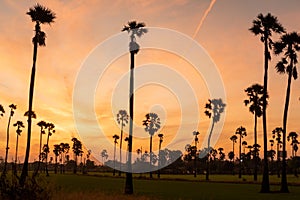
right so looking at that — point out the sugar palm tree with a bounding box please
[72,137,83,174]
[235,126,247,178]
[249,13,285,193]
[101,149,108,165]
[192,131,200,178]
[244,83,265,181]
[59,143,70,173]
[142,113,161,179]
[272,127,283,178]
[112,134,119,176]
[230,135,238,161]
[21,3,56,186]
[122,20,147,194]
[288,132,299,157]
[3,104,17,174]
[242,141,248,154]
[45,122,55,176]
[157,133,164,178]
[53,144,61,174]
[13,120,25,174]
[36,120,47,173]
[273,32,300,192]
[204,98,226,181]
[116,110,129,176]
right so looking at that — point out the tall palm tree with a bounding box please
[112,134,119,176]
[45,122,55,176]
[59,142,70,173]
[204,98,226,181]
[157,133,164,178]
[244,83,265,181]
[116,110,129,176]
[72,137,83,174]
[274,32,300,193]
[36,120,47,173]
[13,121,25,174]
[122,20,147,194]
[272,127,283,178]
[288,132,299,157]
[53,144,61,174]
[235,126,247,179]
[21,4,56,186]
[249,13,285,193]
[142,113,161,179]
[192,131,200,178]
[230,135,238,161]
[3,104,17,174]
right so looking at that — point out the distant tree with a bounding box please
[158,133,164,178]
[228,151,234,161]
[72,137,83,174]
[122,20,147,195]
[53,144,61,174]
[272,127,283,177]
[59,142,70,173]
[13,120,25,174]
[242,141,248,154]
[235,126,247,178]
[45,123,55,176]
[35,120,47,174]
[116,110,129,176]
[101,149,108,165]
[112,134,119,176]
[20,4,56,186]
[288,132,299,157]
[192,131,200,177]
[3,104,17,175]
[230,135,238,161]
[218,147,225,161]
[142,113,161,178]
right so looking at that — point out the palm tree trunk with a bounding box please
[232,141,235,175]
[281,66,293,193]
[206,122,215,181]
[149,135,153,178]
[119,123,123,176]
[54,156,57,174]
[45,133,50,176]
[20,23,39,186]
[158,142,161,178]
[277,143,280,178]
[254,113,258,181]
[239,134,242,179]
[261,36,270,193]
[113,142,116,176]
[3,114,12,174]
[14,134,19,174]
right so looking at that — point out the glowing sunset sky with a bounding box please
[0,0,300,163]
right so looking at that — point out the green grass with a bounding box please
[48,173,300,200]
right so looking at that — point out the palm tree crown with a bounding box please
[122,21,147,54]
[142,113,161,136]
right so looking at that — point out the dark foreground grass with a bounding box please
[49,174,300,200]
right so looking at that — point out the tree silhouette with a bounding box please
[36,120,47,174]
[272,127,283,178]
[59,143,70,173]
[0,105,5,117]
[112,134,119,176]
[157,133,164,178]
[204,98,226,180]
[244,83,266,181]
[274,31,300,193]
[288,132,299,157]
[72,137,83,174]
[122,20,147,194]
[13,120,25,174]
[142,113,161,179]
[192,131,200,178]
[249,12,285,193]
[235,126,247,179]
[3,104,17,175]
[21,3,56,186]
[218,147,225,161]
[53,144,61,174]
[116,110,129,176]
[230,135,238,161]
[101,149,108,165]
[45,122,55,176]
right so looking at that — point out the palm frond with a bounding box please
[27,3,56,24]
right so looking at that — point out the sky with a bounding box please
[0,0,300,164]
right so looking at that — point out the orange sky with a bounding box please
[0,0,300,164]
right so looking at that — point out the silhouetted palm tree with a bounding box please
[36,120,47,173]
[288,132,299,157]
[53,144,60,174]
[122,20,147,194]
[59,143,70,173]
[72,137,83,174]
[45,122,55,176]
[242,141,248,154]
[218,147,225,160]
[235,126,247,178]
[117,110,129,176]
[249,13,285,193]
[158,133,163,178]
[112,134,119,176]
[230,135,238,161]
[143,113,161,179]
[0,105,5,117]
[13,121,24,174]
[274,32,300,193]
[3,104,17,174]
[244,83,265,181]
[272,127,283,178]
[192,131,200,178]
[21,3,56,186]
[101,149,108,165]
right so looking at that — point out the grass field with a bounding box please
[48,173,300,200]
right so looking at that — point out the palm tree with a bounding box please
[272,127,283,178]
[273,32,300,192]
[116,110,129,176]
[72,137,83,174]
[3,104,17,174]
[242,141,248,154]
[53,144,61,174]
[249,13,285,193]
[192,131,200,178]
[59,143,70,173]
[21,3,56,186]
[122,20,147,194]
[230,135,238,160]
[204,98,226,181]
[45,122,55,176]
[0,105,5,116]
[142,113,161,179]
[112,134,119,176]
[235,126,247,178]
[36,120,47,173]
[218,147,225,161]
[101,149,108,165]
[13,121,25,174]
[157,133,164,178]
[288,132,299,157]
[244,83,265,181]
